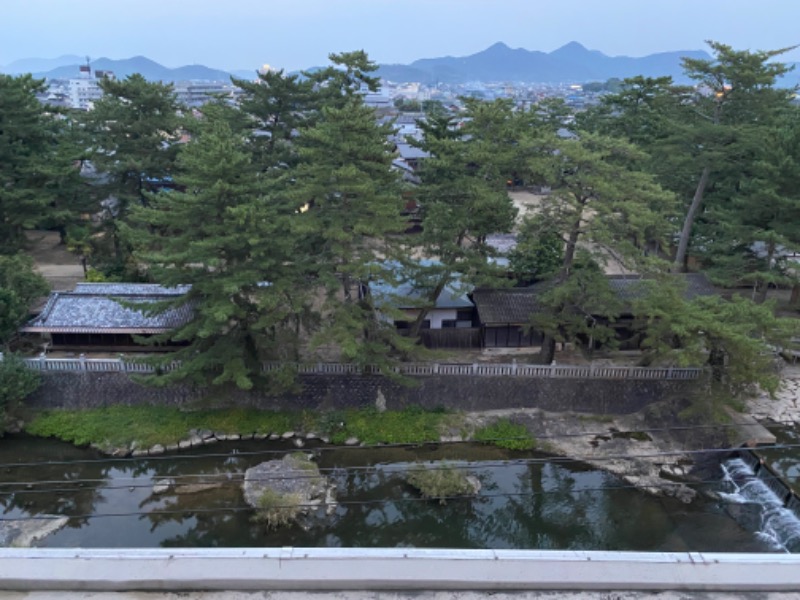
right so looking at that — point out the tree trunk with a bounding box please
[559,217,583,279]
[409,273,450,340]
[674,166,711,272]
[756,240,776,304]
[791,282,800,308]
[539,335,556,365]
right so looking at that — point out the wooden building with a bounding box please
[21,283,192,353]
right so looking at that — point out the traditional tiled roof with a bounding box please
[606,273,716,303]
[71,283,191,296]
[473,273,716,326]
[21,283,193,334]
[471,286,545,325]
[369,260,474,311]
[373,279,474,310]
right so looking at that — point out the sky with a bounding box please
[2,0,800,72]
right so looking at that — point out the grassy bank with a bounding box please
[23,406,534,452]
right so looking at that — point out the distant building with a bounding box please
[174,81,242,107]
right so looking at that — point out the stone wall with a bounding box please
[26,371,697,415]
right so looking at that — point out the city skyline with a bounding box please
[2,0,800,73]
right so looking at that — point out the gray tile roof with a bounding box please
[373,280,474,310]
[72,283,191,296]
[395,143,430,160]
[22,284,193,334]
[472,287,545,325]
[606,273,716,303]
[473,273,717,325]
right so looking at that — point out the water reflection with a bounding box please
[0,435,780,551]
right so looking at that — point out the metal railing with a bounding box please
[3,353,702,380]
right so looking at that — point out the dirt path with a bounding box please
[24,230,84,292]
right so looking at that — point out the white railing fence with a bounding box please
[2,353,702,381]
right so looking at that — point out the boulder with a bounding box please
[0,516,68,547]
[242,453,335,529]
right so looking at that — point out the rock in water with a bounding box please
[0,516,69,547]
[242,453,335,528]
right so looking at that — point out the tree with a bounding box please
[288,93,415,368]
[0,75,67,253]
[232,68,315,172]
[0,353,41,429]
[124,108,307,390]
[406,98,520,336]
[672,42,796,270]
[529,251,624,357]
[508,215,563,285]
[88,74,184,272]
[697,107,800,301]
[0,254,49,348]
[633,277,799,398]
[523,132,677,362]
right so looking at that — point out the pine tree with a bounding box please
[289,94,414,368]
[232,69,315,171]
[524,132,677,362]
[0,75,63,253]
[124,108,306,389]
[407,98,519,336]
[673,42,795,269]
[88,74,184,272]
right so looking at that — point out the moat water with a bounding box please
[0,434,789,551]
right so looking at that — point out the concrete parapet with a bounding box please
[0,548,799,592]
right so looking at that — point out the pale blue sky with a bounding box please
[2,0,799,71]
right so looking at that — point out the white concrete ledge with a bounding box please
[0,549,799,592]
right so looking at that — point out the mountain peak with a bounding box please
[484,42,512,53]
[551,41,590,55]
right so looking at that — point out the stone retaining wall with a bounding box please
[26,371,697,415]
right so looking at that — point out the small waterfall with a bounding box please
[758,467,791,504]
[737,449,762,472]
[720,457,800,552]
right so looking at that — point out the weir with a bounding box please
[736,448,799,506]
[721,449,800,552]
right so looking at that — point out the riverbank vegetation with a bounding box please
[23,405,521,451]
[406,462,477,505]
[1,42,799,404]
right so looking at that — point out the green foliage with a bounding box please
[509,215,564,285]
[232,68,314,170]
[290,91,414,367]
[25,406,295,449]
[406,462,475,505]
[0,74,70,252]
[0,254,49,347]
[582,78,623,94]
[474,418,535,450]
[124,109,309,390]
[394,98,421,112]
[252,489,303,529]
[0,353,41,427]
[634,277,799,397]
[530,252,624,354]
[407,98,520,336]
[87,74,184,269]
[24,405,452,449]
[326,406,448,445]
[474,418,534,450]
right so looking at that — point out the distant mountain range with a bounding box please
[0,55,252,82]
[376,42,713,84]
[5,42,797,85]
